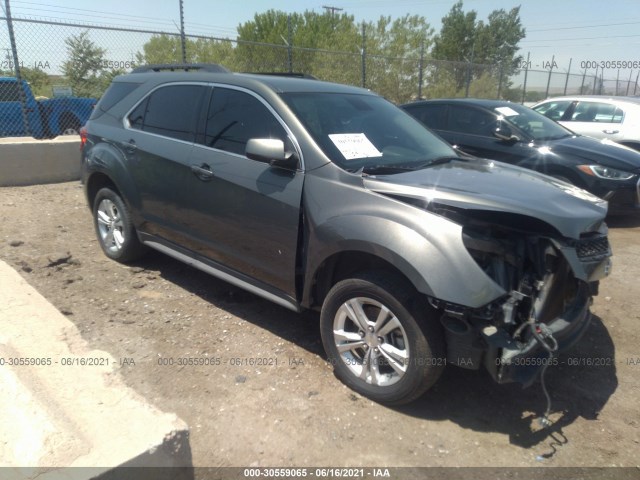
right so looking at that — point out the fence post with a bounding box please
[496,63,504,99]
[287,14,293,73]
[361,22,366,88]
[3,0,31,137]
[179,0,186,63]
[580,70,586,94]
[563,58,572,95]
[521,52,530,104]
[544,54,555,99]
[635,71,639,95]
[592,66,599,94]
[417,40,425,100]
[465,41,475,98]
[626,70,633,95]
[615,69,620,96]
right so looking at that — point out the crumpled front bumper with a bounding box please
[484,281,593,387]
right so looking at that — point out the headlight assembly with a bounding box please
[578,165,637,181]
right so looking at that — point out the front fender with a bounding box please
[303,210,507,309]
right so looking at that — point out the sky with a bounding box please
[3,0,640,81]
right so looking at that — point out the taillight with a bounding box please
[79,126,88,150]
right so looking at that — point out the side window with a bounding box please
[203,88,286,155]
[448,105,497,136]
[128,85,206,141]
[408,104,448,130]
[570,102,623,123]
[128,97,147,130]
[0,82,22,102]
[533,100,573,121]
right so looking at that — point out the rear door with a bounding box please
[186,86,304,297]
[562,101,625,142]
[122,83,208,248]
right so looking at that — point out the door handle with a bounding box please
[602,129,619,134]
[191,163,214,181]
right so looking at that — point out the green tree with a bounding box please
[365,15,433,103]
[62,30,107,98]
[135,34,185,64]
[431,1,525,96]
[136,34,239,71]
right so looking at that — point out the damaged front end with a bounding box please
[428,208,612,387]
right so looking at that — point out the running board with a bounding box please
[143,240,300,313]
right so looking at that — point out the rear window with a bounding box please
[90,82,140,119]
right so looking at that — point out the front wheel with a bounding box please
[93,188,147,263]
[320,272,445,405]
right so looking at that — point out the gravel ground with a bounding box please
[1,181,639,470]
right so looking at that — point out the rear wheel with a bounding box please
[59,112,81,136]
[320,272,445,405]
[93,188,147,263]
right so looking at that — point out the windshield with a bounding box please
[282,92,457,172]
[494,103,574,141]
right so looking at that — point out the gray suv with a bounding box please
[81,64,612,405]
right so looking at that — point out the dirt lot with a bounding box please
[1,181,639,470]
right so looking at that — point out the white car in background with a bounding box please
[532,96,640,151]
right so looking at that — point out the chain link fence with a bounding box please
[2,15,639,139]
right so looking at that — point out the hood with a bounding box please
[363,158,607,239]
[545,135,640,172]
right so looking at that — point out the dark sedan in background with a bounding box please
[401,99,640,215]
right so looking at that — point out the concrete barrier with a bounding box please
[0,260,192,478]
[0,136,81,187]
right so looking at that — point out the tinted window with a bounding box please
[134,85,206,142]
[0,81,22,102]
[448,105,497,136]
[128,97,147,130]
[92,81,141,119]
[203,88,286,155]
[570,101,623,123]
[406,104,448,129]
[533,100,573,121]
[492,103,573,141]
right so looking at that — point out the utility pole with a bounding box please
[322,5,343,16]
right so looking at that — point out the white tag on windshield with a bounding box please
[495,106,519,117]
[328,133,383,160]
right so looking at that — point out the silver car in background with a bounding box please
[533,96,640,151]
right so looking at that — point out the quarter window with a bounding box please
[127,85,206,142]
[202,88,286,155]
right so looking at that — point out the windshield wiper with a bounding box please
[359,164,417,176]
[538,134,572,141]
[358,156,466,176]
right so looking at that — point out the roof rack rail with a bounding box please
[245,72,318,80]
[131,63,229,74]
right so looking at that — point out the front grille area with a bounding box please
[576,236,610,259]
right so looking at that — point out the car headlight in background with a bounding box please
[577,165,637,181]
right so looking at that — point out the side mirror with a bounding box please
[246,138,298,170]
[493,125,519,143]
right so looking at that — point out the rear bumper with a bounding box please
[485,282,593,387]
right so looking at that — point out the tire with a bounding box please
[59,112,81,136]
[320,271,445,405]
[92,188,147,263]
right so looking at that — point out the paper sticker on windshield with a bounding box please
[495,106,519,117]
[328,133,382,160]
